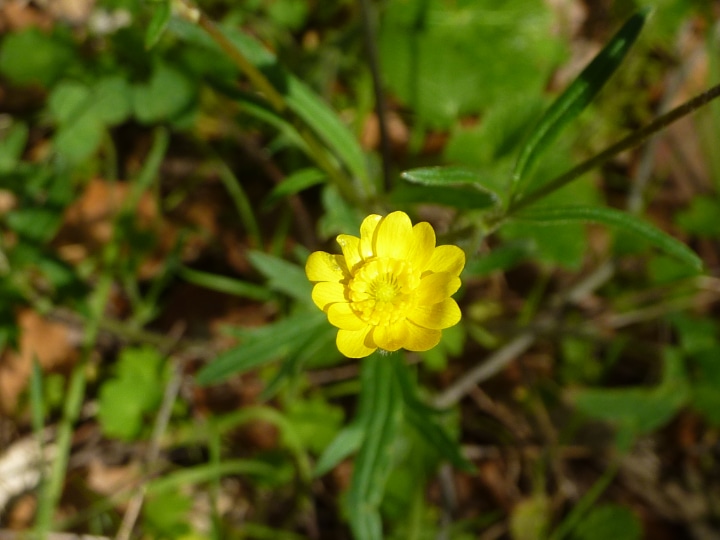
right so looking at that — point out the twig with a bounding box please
[433,330,536,409]
[509,80,720,214]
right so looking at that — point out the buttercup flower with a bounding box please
[306,211,465,358]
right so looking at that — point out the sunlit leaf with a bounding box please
[516,205,703,271]
[511,9,650,198]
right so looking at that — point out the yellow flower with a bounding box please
[306,211,464,358]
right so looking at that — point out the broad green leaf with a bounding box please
[516,205,703,271]
[178,266,273,301]
[0,28,74,87]
[91,76,132,126]
[6,208,62,243]
[195,311,326,385]
[264,168,326,207]
[511,9,650,198]
[145,0,172,49]
[572,348,689,449]
[285,397,344,454]
[143,491,191,539]
[247,250,313,304]
[0,122,28,173]
[510,495,550,540]
[314,423,364,478]
[347,353,403,540]
[133,62,194,124]
[380,0,563,128]
[675,195,720,237]
[573,504,642,540]
[97,347,166,441]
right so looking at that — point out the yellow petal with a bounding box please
[337,234,362,271]
[359,214,382,259]
[374,211,413,260]
[373,320,409,352]
[305,251,349,283]
[337,326,376,358]
[311,282,347,311]
[424,245,465,276]
[328,302,366,330]
[407,298,461,330]
[407,221,436,272]
[414,272,461,304]
[404,321,442,352]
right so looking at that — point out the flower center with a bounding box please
[348,258,419,326]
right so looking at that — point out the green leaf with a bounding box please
[347,353,403,540]
[380,0,563,128]
[285,397,344,454]
[572,348,689,449]
[675,195,720,237]
[314,423,364,477]
[397,166,500,210]
[511,9,650,198]
[222,29,371,190]
[572,504,642,540]
[178,266,273,301]
[133,62,194,123]
[6,208,62,243]
[0,28,73,87]
[395,360,474,472]
[690,347,720,427]
[247,250,313,304]
[263,167,326,208]
[510,495,550,540]
[516,205,703,271]
[145,0,172,49]
[195,311,327,385]
[97,347,165,441]
[143,491,191,539]
[0,122,28,173]
[463,241,534,277]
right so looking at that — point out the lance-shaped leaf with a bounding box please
[347,353,403,540]
[400,166,502,210]
[516,205,702,271]
[510,9,650,200]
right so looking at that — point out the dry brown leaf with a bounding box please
[0,309,78,413]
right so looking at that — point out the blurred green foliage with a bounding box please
[0,0,718,538]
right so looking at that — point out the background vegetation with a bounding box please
[0,0,719,538]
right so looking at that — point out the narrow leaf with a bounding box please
[264,167,326,208]
[347,353,402,540]
[401,166,502,209]
[247,250,313,304]
[145,0,172,49]
[178,266,272,301]
[394,361,474,472]
[314,423,364,478]
[196,312,326,385]
[516,205,702,271]
[511,9,650,198]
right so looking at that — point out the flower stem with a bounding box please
[507,81,720,215]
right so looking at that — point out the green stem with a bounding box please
[174,0,364,209]
[508,81,720,215]
[175,0,285,112]
[35,275,112,537]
